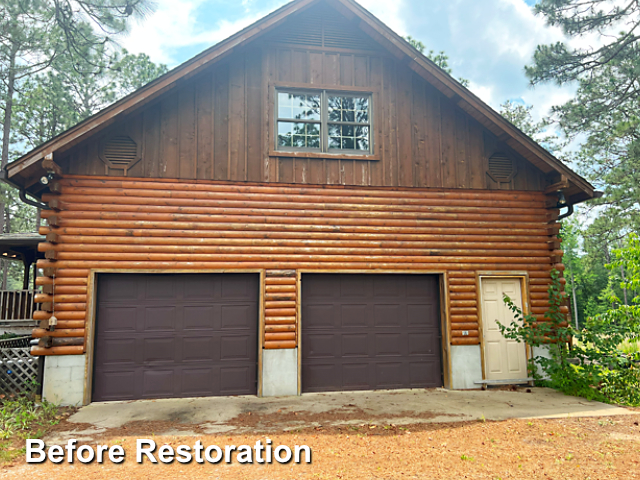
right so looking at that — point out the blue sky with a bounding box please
[120,0,574,124]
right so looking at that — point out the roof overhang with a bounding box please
[3,0,596,205]
[0,233,45,264]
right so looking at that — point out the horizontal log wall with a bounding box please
[264,269,297,349]
[33,175,564,355]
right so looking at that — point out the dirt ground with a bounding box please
[1,412,640,479]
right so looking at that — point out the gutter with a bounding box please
[1,166,50,210]
[557,190,603,221]
[19,189,49,210]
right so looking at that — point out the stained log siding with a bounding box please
[55,45,547,192]
[33,175,565,355]
[264,269,298,349]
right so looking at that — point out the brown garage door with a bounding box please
[302,274,442,392]
[92,273,258,401]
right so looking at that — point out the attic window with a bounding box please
[276,89,372,153]
[99,135,141,173]
[488,152,515,182]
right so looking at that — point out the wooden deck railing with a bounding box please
[0,290,38,326]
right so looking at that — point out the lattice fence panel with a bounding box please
[0,338,39,397]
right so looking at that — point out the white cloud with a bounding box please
[398,0,579,122]
[357,0,408,37]
[119,0,204,65]
[119,0,285,66]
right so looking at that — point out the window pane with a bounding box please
[307,123,320,136]
[328,123,370,151]
[277,121,321,149]
[342,137,354,149]
[277,121,291,147]
[356,126,369,138]
[278,92,320,120]
[328,95,369,124]
[308,136,320,148]
[356,137,369,151]
[341,125,354,137]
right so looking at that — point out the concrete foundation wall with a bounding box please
[262,348,298,397]
[42,355,86,406]
[531,345,552,379]
[450,345,483,389]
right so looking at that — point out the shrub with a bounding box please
[499,234,640,406]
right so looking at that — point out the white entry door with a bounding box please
[481,278,528,381]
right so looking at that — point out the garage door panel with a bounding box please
[93,273,258,401]
[341,276,371,297]
[305,333,337,358]
[409,333,437,355]
[183,275,216,299]
[100,277,140,301]
[96,306,137,334]
[181,367,216,396]
[373,276,399,297]
[409,361,437,385]
[222,276,255,298]
[406,276,437,297]
[183,305,216,330]
[143,337,176,363]
[342,363,370,389]
[304,364,339,391]
[144,306,177,331]
[375,332,404,356]
[376,362,404,388]
[302,274,442,392]
[220,335,254,360]
[341,304,368,327]
[220,366,253,394]
[221,304,254,329]
[142,369,175,397]
[408,304,435,326]
[374,304,404,327]
[94,371,137,400]
[96,338,136,365]
[305,304,336,328]
[145,276,176,299]
[182,336,216,362]
[342,333,369,357]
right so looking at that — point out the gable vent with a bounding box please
[488,152,515,181]
[99,135,141,174]
[265,4,380,51]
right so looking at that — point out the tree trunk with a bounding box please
[616,240,628,305]
[2,206,10,289]
[1,44,18,290]
[1,44,17,168]
[569,268,579,329]
[620,263,628,305]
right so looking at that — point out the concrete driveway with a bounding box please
[49,387,634,443]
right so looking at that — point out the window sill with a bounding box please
[269,150,380,161]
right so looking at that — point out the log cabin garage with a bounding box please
[2,0,597,405]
